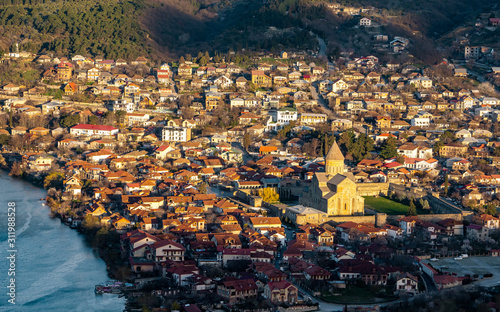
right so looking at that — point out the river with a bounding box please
[0,174,125,311]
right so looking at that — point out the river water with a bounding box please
[0,174,125,311]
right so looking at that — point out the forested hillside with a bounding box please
[0,0,497,63]
[0,0,152,59]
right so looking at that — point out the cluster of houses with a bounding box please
[1,49,500,310]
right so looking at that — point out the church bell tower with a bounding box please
[325,141,345,176]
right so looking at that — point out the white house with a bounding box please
[455,129,471,139]
[396,273,418,294]
[359,17,371,26]
[230,98,245,109]
[269,107,298,129]
[152,239,185,262]
[410,116,430,127]
[162,126,191,142]
[404,158,438,170]
[474,107,495,118]
[331,79,348,92]
[399,217,417,236]
[384,225,404,239]
[213,75,233,89]
[409,77,432,89]
[112,99,135,113]
[397,144,432,158]
[70,124,119,137]
[126,113,150,126]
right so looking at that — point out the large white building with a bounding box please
[397,144,432,159]
[276,107,298,124]
[161,126,191,142]
[266,107,298,131]
[410,117,430,127]
[70,124,119,137]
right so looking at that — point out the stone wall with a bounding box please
[264,202,288,217]
[326,214,377,224]
[387,212,472,223]
[236,189,263,207]
[389,184,427,199]
[277,306,318,312]
[356,182,389,196]
[425,195,468,215]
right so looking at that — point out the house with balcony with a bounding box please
[263,281,298,305]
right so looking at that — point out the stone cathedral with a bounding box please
[300,141,365,216]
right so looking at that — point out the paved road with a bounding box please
[206,184,228,198]
[467,69,486,83]
[293,282,344,311]
[421,271,437,292]
[316,35,335,72]
[317,36,327,58]
[310,84,333,116]
[312,35,336,117]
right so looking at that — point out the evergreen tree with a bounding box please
[243,133,251,151]
[339,129,355,152]
[214,54,221,63]
[485,203,497,216]
[324,135,329,156]
[444,174,449,195]
[407,198,417,216]
[419,198,430,210]
[198,56,207,66]
[379,137,398,159]
[350,133,374,161]
[395,154,405,164]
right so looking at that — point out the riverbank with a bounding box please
[0,173,125,311]
[3,163,129,282]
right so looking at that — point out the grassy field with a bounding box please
[364,196,412,215]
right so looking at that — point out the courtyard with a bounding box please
[363,196,411,215]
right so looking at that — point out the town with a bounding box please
[1,37,500,312]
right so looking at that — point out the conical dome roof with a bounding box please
[326,140,344,161]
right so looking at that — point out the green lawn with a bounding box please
[364,196,412,215]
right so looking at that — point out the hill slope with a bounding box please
[0,0,153,59]
[0,0,497,63]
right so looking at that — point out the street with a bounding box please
[310,84,333,116]
[316,35,335,73]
